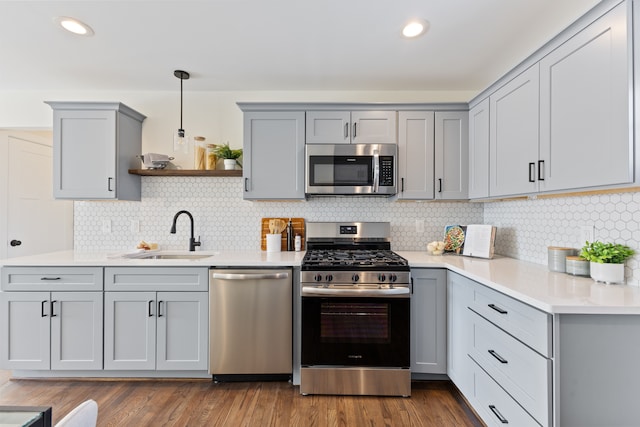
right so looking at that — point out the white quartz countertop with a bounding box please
[3,250,640,315]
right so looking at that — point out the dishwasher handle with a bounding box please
[212,272,289,281]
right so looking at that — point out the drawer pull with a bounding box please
[40,277,61,281]
[488,349,508,364]
[488,303,508,314]
[489,405,509,424]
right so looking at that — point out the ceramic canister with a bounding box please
[548,247,578,272]
[565,255,590,276]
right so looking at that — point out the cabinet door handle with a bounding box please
[40,277,61,281]
[244,177,249,192]
[157,300,164,317]
[50,300,58,317]
[489,405,509,424]
[108,177,114,192]
[401,177,404,193]
[352,122,357,138]
[488,349,508,364]
[344,122,349,139]
[438,178,443,193]
[488,303,508,314]
[41,300,48,317]
[528,162,535,182]
[148,300,154,317]
[538,160,545,181]
[10,239,21,247]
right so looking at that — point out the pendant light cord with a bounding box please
[174,70,190,136]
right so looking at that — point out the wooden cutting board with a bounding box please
[261,218,305,251]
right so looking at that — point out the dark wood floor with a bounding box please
[0,372,483,426]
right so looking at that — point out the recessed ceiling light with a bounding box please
[402,19,429,38]
[55,16,94,36]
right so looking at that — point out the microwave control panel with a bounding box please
[380,156,394,186]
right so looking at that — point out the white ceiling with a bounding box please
[0,0,601,95]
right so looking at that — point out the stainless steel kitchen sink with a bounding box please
[130,252,216,260]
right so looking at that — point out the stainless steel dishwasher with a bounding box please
[209,268,292,381]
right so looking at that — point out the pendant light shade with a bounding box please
[173,70,190,153]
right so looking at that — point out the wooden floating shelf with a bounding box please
[129,169,242,177]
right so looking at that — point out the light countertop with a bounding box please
[3,250,640,315]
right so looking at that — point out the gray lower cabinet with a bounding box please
[410,269,447,375]
[446,272,473,397]
[104,267,209,371]
[0,266,104,371]
[452,272,552,427]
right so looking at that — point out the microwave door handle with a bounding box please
[373,149,380,193]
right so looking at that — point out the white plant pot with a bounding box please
[589,262,625,284]
[223,159,237,170]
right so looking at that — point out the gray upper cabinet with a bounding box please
[435,111,468,200]
[45,102,146,201]
[539,1,632,192]
[242,111,306,200]
[397,111,435,200]
[477,0,634,199]
[468,98,490,199]
[306,110,397,144]
[489,64,540,197]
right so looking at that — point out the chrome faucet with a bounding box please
[170,210,201,251]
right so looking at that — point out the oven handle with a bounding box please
[302,286,409,296]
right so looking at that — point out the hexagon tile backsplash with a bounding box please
[74,178,640,286]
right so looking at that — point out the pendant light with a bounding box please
[173,70,190,153]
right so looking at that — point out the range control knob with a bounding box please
[352,274,360,283]
[314,274,323,282]
[389,274,397,283]
[325,274,333,283]
[378,273,386,282]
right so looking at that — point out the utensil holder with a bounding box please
[266,234,282,252]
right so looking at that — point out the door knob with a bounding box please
[10,240,21,246]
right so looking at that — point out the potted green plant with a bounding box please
[213,143,243,170]
[580,241,635,284]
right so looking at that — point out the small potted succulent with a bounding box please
[213,143,243,170]
[580,241,635,284]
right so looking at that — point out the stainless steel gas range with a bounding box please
[300,222,411,397]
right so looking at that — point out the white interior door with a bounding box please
[6,135,73,258]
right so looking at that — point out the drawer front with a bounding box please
[470,311,551,426]
[473,361,541,427]
[105,267,208,291]
[1,267,103,291]
[470,282,551,356]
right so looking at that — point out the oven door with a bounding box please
[301,295,409,367]
[305,144,396,195]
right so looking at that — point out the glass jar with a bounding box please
[206,144,217,170]
[194,136,206,170]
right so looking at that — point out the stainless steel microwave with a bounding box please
[305,144,397,196]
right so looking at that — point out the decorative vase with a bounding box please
[589,262,625,284]
[223,159,236,170]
